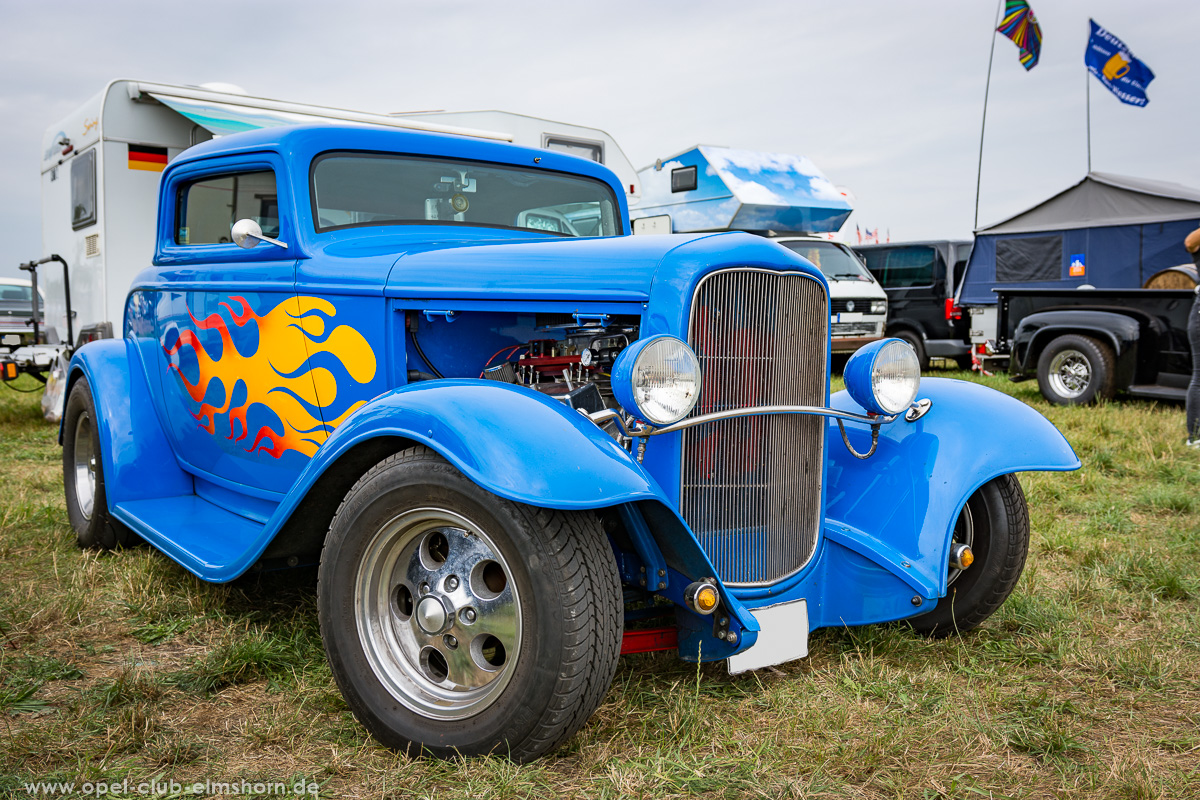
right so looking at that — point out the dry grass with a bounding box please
[1,369,1198,799]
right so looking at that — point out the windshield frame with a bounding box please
[778,240,875,282]
[308,150,625,237]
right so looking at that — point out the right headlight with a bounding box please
[844,338,921,415]
[611,335,702,426]
[869,300,887,315]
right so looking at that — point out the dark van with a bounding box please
[853,240,973,369]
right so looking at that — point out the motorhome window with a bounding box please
[863,246,937,288]
[544,137,603,163]
[176,171,279,245]
[671,166,698,193]
[311,153,620,237]
[71,149,97,231]
[996,236,1062,282]
[779,241,874,282]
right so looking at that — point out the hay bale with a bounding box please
[1142,264,1198,289]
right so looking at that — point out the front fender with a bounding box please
[824,378,1079,609]
[64,339,193,507]
[269,379,761,654]
[301,379,663,509]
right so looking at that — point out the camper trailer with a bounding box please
[9,80,639,371]
[629,146,887,353]
[959,172,1200,363]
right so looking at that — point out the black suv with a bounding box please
[853,240,973,369]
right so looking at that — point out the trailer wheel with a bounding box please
[62,379,133,549]
[1036,334,1115,405]
[908,474,1029,638]
[317,447,621,761]
[893,330,928,370]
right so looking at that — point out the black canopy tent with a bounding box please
[958,172,1200,304]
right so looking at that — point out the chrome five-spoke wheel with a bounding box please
[356,508,522,719]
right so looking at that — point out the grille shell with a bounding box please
[680,268,828,586]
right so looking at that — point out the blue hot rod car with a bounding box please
[61,124,1079,760]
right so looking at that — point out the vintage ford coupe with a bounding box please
[62,125,1080,760]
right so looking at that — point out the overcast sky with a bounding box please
[1,0,1196,280]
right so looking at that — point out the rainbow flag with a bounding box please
[997,0,1042,70]
[128,144,168,172]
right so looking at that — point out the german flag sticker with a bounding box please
[128,144,168,172]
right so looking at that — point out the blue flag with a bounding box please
[1085,19,1155,107]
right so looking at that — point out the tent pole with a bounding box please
[974,0,1004,231]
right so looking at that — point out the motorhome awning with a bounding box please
[144,89,511,140]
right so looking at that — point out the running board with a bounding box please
[112,496,265,579]
[1126,385,1186,403]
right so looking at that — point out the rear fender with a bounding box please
[1013,310,1140,383]
[64,339,193,507]
[823,378,1079,618]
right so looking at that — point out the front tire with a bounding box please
[908,474,1029,638]
[62,379,132,549]
[318,447,621,761]
[1036,334,1115,405]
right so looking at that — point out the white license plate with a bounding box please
[727,598,809,674]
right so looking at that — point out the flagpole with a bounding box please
[973,0,1005,231]
[1086,54,1092,173]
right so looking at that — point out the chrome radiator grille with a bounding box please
[681,269,827,586]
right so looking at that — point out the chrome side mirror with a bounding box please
[231,218,288,250]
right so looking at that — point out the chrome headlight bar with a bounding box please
[599,334,931,461]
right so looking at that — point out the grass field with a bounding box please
[1,369,1198,799]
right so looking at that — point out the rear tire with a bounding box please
[1036,334,1115,405]
[317,447,621,761]
[62,379,132,550]
[893,329,928,370]
[908,474,1029,638]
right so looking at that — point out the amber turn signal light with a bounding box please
[949,543,974,571]
[684,581,719,615]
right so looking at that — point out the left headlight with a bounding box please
[844,338,921,415]
[611,335,702,426]
[869,300,887,315]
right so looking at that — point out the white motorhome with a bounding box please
[31,79,640,350]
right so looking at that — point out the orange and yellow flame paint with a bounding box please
[163,295,376,459]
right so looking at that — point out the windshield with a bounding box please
[311,153,621,237]
[779,241,874,282]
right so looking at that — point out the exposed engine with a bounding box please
[480,315,639,416]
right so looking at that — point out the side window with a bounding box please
[952,258,969,294]
[871,246,937,288]
[71,148,97,231]
[544,137,603,163]
[176,170,279,245]
[996,235,1062,282]
[671,166,698,193]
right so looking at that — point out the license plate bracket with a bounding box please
[727,598,809,674]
